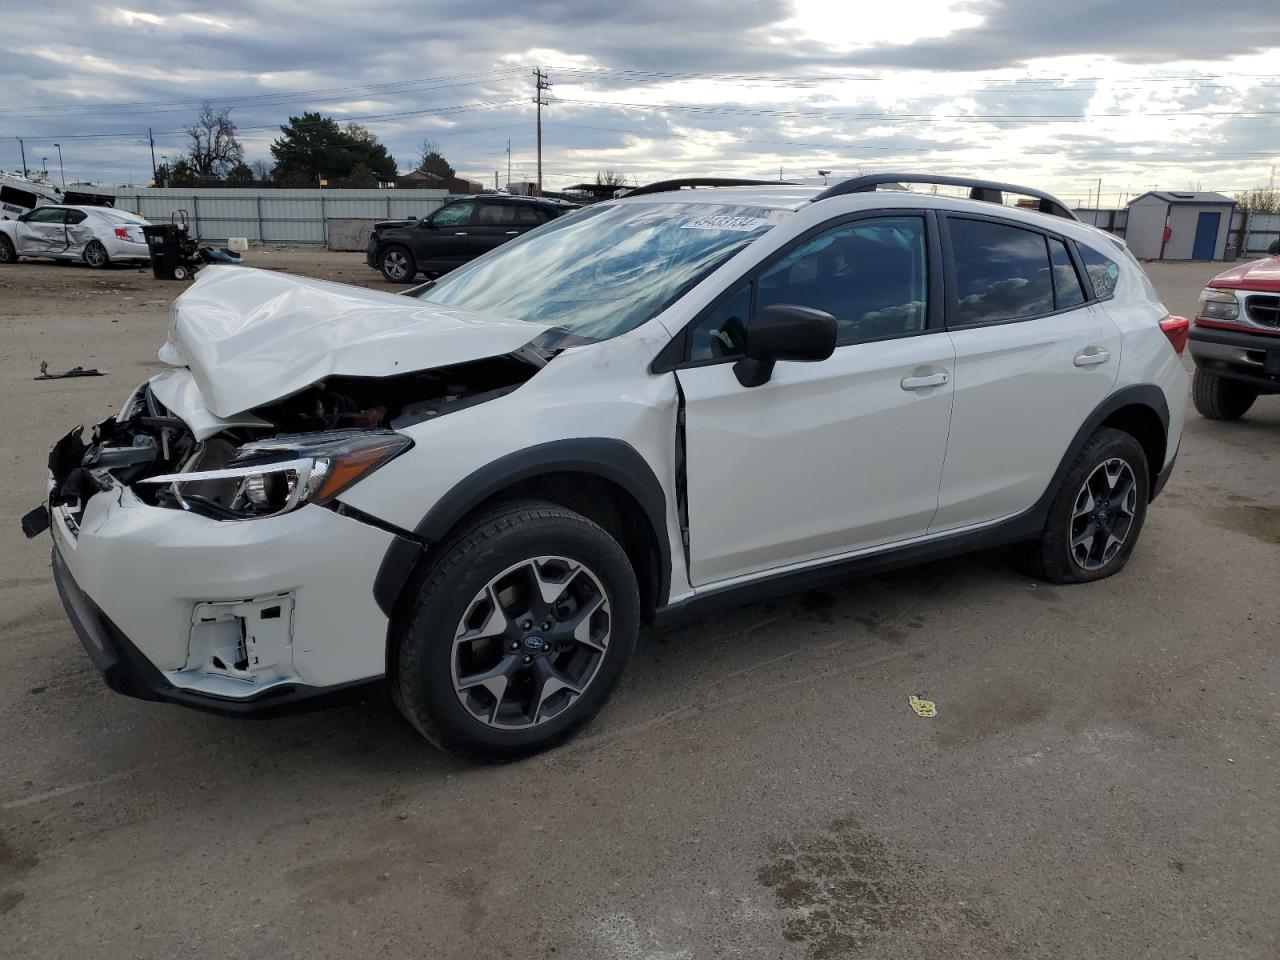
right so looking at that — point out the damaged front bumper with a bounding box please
[34,420,401,716]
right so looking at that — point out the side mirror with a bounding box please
[16,212,30,223]
[734,303,837,387]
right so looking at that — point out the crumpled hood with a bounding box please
[160,266,550,418]
[1208,255,1280,293]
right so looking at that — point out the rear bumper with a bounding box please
[52,546,380,717]
[1190,326,1280,394]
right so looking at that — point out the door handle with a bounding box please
[454,231,468,236]
[505,230,519,235]
[900,372,949,391]
[1073,346,1110,367]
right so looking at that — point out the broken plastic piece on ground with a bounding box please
[35,361,105,380]
[21,505,50,539]
[909,695,937,718]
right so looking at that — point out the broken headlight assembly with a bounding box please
[139,430,411,520]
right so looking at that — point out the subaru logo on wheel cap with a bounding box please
[523,635,546,651]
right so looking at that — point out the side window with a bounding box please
[477,203,518,225]
[28,207,67,224]
[1076,242,1121,299]
[430,201,475,228]
[687,284,752,362]
[1,186,40,209]
[949,218,1055,325]
[514,205,542,225]
[756,216,929,345]
[1048,237,1086,309]
[65,210,88,225]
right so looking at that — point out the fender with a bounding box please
[371,438,672,618]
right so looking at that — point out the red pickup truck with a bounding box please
[1189,239,1280,419]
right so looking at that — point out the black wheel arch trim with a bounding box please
[1034,383,1169,509]
[372,437,672,620]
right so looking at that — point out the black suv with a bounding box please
[367,195,577,283]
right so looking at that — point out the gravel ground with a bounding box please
[1,249,1277,960]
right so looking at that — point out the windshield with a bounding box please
[415,201,786,340]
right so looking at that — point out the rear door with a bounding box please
[15,207,68,255]
[674,212,955,585]
[931,215,1122,532]
[471,201,521,255]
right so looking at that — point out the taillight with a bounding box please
[113,227,130,240]
[1159,315,1190,355]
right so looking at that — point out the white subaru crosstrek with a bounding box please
[24,174,1189,761]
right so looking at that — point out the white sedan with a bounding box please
[0,204,149,268]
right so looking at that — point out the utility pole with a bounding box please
[533,69,550,196]
[1096,178,1102,210]
[148,128,157,185]
[54,143,65,187]
[17,138,27,177]
[506,139,511,192]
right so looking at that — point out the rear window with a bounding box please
[1076,243,1120,299]
[0,185,39,210]
[949,218,1055,325]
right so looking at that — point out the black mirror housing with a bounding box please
[734,304,837,387]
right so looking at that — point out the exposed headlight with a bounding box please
[1196,288,1239,322]
[140,430,411,519]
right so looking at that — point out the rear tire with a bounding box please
[1017,428,1149,584]
[0,234,15,264]
[1193,368,1256,420]
[379,245,416,283]
[393,500,640,762]
[84,240,109,269]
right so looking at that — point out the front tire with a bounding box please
[84,240,109,269]
[379,245,416,283]
[0,234,15,264]
[1193,368,1256,420]
[394,501,640,762]
[1018,427,1150,584]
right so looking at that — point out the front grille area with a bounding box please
[1245,294,1280,329]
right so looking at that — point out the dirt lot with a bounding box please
[1,250,1278,960]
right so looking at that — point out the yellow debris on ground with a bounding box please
[909,695,937,718]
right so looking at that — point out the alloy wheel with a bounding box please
[451,556,611,729]
[1070,457,1138,571]
[382,250,408,280]
[85,242,107,267]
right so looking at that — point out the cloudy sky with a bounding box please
[4,0,1279,206]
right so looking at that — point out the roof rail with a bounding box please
[811,173,1078,221]
[622,177,800,198]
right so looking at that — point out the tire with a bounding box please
[1192,368,1256,420]
[0,234,15,264]
[1018,427,1150,584]
[394,500,640,762]
[379,245,416,283]
[84,240,109,269]
[172,265,189,281]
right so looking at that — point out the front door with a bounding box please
[414,199,477,273]
[675,213,955,586]
[1192,211,1220,261]
[15,207,68,255]
[931,217,1122,532]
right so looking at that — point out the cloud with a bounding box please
[0,0,1276,197]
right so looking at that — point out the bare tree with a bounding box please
[1235,186,1280,215]
[250,159,274,182]
[415,138,455,178]
[185,102,244,180]
[594,169,630,187]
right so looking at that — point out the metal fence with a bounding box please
[110,187,451,245]
[1074,206,1280,259]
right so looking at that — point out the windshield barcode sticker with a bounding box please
[681,215,771,232]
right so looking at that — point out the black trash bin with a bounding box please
[142,224,183,280]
